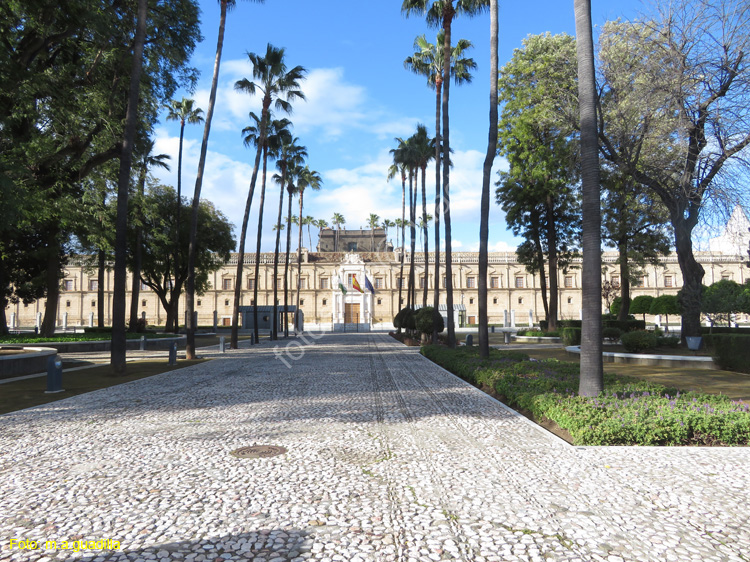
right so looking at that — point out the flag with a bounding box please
[365,275,376,294]
[338,276,347,294]
[352,275,364,293]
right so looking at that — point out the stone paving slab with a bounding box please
[0,332,748,562]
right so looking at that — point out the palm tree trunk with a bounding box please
[295,191,305,333]
[432,82,442,343]
[442,4,457,348]
[252,146,269,344]
[173,122,185,334]
[185,0,227,360]
[129,169,147,332]
[407,169,416,312]
[617,240,631,321]
[398,174,406,323]
[283,187,294,337]
[111,0,147,374]
[272,167,288,341]
[97,250,105,329]
[574,0,603,396]
[230,144,262,348]
[478,0,499,358]
[421,165,429,308]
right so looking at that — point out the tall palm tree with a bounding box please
[272,137,306,340]
[411,124,436,307]
[574,0,603,396]
[303,215,315,249]
[284,198,301,337]
[186,0,266,360]
[367,213,380,251]
[381,219,396,249]
[129,140,170,333]
[402,0,488,348]
[388,141,409,313]
[478,0,499,359]
[232,43,306,346]
[244,115,292,343]
[165,98,203,333]
[331,212,346,252]
[295,166,322,331]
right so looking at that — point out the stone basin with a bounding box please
[0,347,57,380]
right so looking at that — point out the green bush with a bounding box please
[561,327,581,346]
[603,319,646,332]
[602,327,622,342]
[700,326,750,335]
[609,297,622,317]
[517,329,561,337]
[539,319,581,331]
[620,330,658,352]
[415,307,444,336]
[657,336,680,348]
[420,344,529,385]
[393,307,415,330]
[630,295,654,320]
[710,334,750,374]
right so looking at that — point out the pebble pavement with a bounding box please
[0,332,748,562]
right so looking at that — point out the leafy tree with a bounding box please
[701,280,750,328]
[186,0,265,359]
[495,33,581,332]
[574,0,603,396]
[630,295,655,322]
[478,0,499,359]
[649,294,680,334]
[133,183,234,330]
[597,1,750,341]
[402,0,490,348]
[415,306,445,338]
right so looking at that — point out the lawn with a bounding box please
[422,344,750,446]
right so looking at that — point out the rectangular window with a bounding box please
[466,277,476,288]
[634,277,645,288]
[515,276,524,289]
[319,277,329,290]
[442,276,447,288]
[611,275,620,287]
[419,277,426,289]
[141,281,149,291]
[664,276,673,288]
[247,278,255,290]
[63,280,74,291]
[397,278,404,289]
[222,278,232,290]
[721,274,730,281]
[89,280,99,291]
[298,278,306,290]
[375,277,384,289]
[564,276,574,289]
[347,274,355,288]
[490,277,499,289]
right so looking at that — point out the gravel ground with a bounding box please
[0,332,748,562]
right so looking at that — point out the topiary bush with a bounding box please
[415,306,444,337]
[602,327,622,342]
[561,327,581,346]
[710,334,750,373]
[620,330,658,352]
[393,307,416,331]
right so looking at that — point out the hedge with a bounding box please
[540,319,582,331]
[561,327,581,346]
[709,334,750,374]
[620,330,658,352]
[603,319,646,332]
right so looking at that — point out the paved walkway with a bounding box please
[0,333,748,562]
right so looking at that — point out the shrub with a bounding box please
[415,307,444,336]
[602,327,622,342]
[603,319,646,332]
[710,334,750,374]
[393,307,416,331]
[561,327,581,346]
[657,336,680,348]
[609,297,622,317]
[620,330,658,352]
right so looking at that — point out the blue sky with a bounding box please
[153,0,645,253]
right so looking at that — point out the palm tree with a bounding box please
[402,0,488,348]
[232,43,306,346]
[284,199,301,337]
[388,140,410,313]
[574,0,603,396]
[314,218,328,252]
[244,115,292,343]
[478,0,499,359]
[165,98,203,333]
[367,213,380,251]
[381,219,395,249]
[411,124,436,306]
[393,218,406,250]
[272,137,306,340]
[303,215,315,249]
[186,0,267,360]
[331,212,346,252]
[129,140,170,333]
[295,166,322,331]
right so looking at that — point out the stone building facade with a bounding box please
[6,245,750,331]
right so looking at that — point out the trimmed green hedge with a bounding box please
[710,334,750,374]
[561,327,581,346]
[603,319,646,332]
[620,330,658,352]
[540,319,582,331]
[701,326,750,335]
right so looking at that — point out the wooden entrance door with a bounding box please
[345,303,360,324]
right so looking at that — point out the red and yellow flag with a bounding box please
[352,275,364,293]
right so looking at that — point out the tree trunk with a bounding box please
[186,0,227,360]
[421,165,429,307]
[230,143,263,348]
[283,186,294,338]
[617,240,631,321]
[442,5,457,348]
[478,0,499,358]
[574,0,603,396]
[174,121,184,333]
[97,250,106,329]
[111,0,147,374]
[533,224,550,324]
[398,173,406,325]
[408,169,417,311]
[295,191,305,333]
[253,147,269,343]
[546,196,559,331]
[129,168,147,332]
[432,80,442,344]
[272,166,288,341]
[40,236,61,337]
[673,215,705,341]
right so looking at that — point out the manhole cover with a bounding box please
[231,445,287,459]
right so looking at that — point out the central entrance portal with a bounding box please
[344,303,360,324]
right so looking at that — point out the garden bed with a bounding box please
[421,344,749,446]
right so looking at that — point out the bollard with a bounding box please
[465,334,473,346]
[45,355,64,394]
[140,336,146,351]
[168,342,177,365]
[220,336,226,353]
[504,331,511,345]
[491,325,495,333]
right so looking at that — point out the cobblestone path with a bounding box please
[0,332,748,562]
